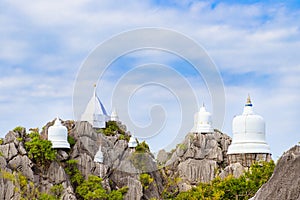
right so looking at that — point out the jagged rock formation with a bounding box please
[251,145,300,200]
[158,130,232,192]
[0,121,163,200]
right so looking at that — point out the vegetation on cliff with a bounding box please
[175,161,275,200]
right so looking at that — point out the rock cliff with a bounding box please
[251,145,300,200]
[157,130,234,192]
[0,120,163,200]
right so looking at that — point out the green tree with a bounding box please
[76,175,127,200]
[25,132,56,167]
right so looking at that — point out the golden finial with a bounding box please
[246,94,252,106]
[93,84,97,88]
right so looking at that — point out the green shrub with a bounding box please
[140,173,154,190]
[175,160,275,200]
[50,184,64,199]
[0,138,3,145]
[67,135,76,146]
[76,175,127,200]
[135,141,150,153]
[13,126,25,133]
[25,132,56,167]
[65,159,84,187]
[102,121,125,136]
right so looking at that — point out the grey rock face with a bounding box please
[8,155,34,181]
[251,145,300,200]
[0,143,18,160]
[178,159,217,184]
[47,161,67,184]
[219,162,244,179]
[163,131,232,189]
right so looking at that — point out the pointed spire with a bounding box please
[245,94,252,107]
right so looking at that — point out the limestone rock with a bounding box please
[121,176,143,200]
[0,143,18,160]
[251,145,300,200]
[156,149,171,165]
[8,155,34,181]
[0,171,15,200]
[178,159,217,184]
[219,162,244,179]
[47,161,67,184]
[75,153,96,179]
[61,186,76,200]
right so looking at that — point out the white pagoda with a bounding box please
[191,104,214,134]
[48,118,70,149]
[81,85,109,128]
[110,108,119,122]
[128,135,138,148]
[227,96,271,166]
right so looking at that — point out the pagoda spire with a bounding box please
[245,94,252,107]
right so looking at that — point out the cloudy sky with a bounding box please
[0,0,299,160]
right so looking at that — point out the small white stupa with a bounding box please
[48,118,70,149]
[128,135,138,148]
[81,85,108,128]
[227,96,270,155]
[94,145,104,163]
[110,108,119,122]
[191,104,214,134]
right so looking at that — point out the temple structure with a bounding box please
[81,85,109,128]
[227,96,271,167]
[191,104,214,134]
[110,108,119,122]
[48,118,70,149]
[128,135,138,148]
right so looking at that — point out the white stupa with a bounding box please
[227,96,270,154]
[94,145,104,163]
[110,108,119,122]
[81,85,108,128]
[191,104,214,134]
[48,118,70,149]
[128,135,138,148]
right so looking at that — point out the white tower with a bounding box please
[94,145,104,163]
[191,104,214,134]
[227,96,270,154]
[128,135,137,148]
[110,108,119,122]
[48,118,70,149]
[81,85,108,128]
[227,96,271,166]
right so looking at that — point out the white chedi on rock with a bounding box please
[110,108,119,122]
[227,96,270,154]
[191,104,214,134]
[81,86,109,128]
[48,118,70,149]
[94,145,104,163]
[128,135,138,148]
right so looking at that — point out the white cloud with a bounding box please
[0,0,299,159]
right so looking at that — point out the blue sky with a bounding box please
[0,0,300,160]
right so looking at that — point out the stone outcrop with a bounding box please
[251,145,300,200]
[162,130,232,191]
[0,120,166,200]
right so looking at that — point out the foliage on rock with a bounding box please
[25,131,56,167]
[140,173,154,190]
[101,121,126,136]
[76,175,128,200]
[175,160,275,200]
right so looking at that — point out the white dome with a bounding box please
[227,96,270,154]
[94,146,104,163]
[191,104,214,133]
[48,118,70,149]
[110,108,119,122]
[128,135,137,148]
[81,86,108,128]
